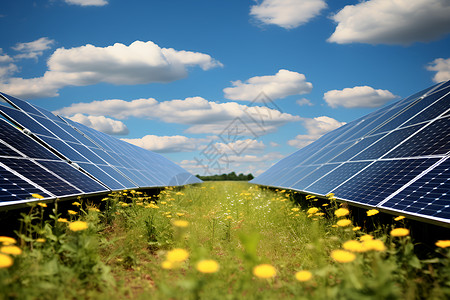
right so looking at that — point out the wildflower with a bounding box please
[295,270,312,282]
[435,240,450,248]
[253,264,277,279]
[1,245,22,255]
[36,238,46,243]
[69,221,88,232]
[363,239,386,252]
[352,226,361,231]
[196,259,219,273]
[166,215,172,218]
[172,220,189,228]
[326,193,335,198]
[88,207,100,212]
[175,192,185,196]
[307,207,319,214]
[334,208,349,217]
[336,219,352,227]
[322,203,329,207]
[146,203,159,209]
[160,201,167,205]
[0,236,16,245]
[291,208,300,212]
[394,216,405,221]
[166,248,189,263]
[72,201,81,207]
[331,250,356,263]
[31,193,44,199]
[58,218,69,223]
[68,210,77,215]
[161,260,174,269]
[37,202,47,208]
[226,216,233,220]
[176,213,185,217]
[121,203,129,207]
[366,209,379,216]
[343,240,366,253]
[390,228,410,237]
[360,234,373,242]
[0,253,13,268]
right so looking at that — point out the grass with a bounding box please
[0,181,449,299]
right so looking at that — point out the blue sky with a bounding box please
[1,0,449,176]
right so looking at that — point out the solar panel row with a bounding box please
[0,92,201,207]
[251,80,450,225]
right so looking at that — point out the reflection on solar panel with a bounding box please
[0,92,201,207]
[251,80,450,225]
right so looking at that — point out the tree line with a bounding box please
[196,172,254,181]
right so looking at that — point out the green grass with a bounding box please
[0,181,449,299]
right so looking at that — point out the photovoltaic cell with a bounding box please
[0,167,51,203]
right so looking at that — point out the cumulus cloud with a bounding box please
[328,0,450,45]
[0,49,13,63]
[65,0,108,6]
[55,96,301,135]
[288,116,345,148]
[12,37,55,60]
[121,135,201,153]
[323,86,397,108]
[0,64,18,80]
[250,0,327,29]
[68,113,129,135]
[0,40,222,99]
[427,58,450,83]
[223,69,312,101]
[296,98,313,106]
[214,139,266,155]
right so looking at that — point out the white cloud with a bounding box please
[0,49,13,63]
[12,37,55,60]
[323,86,397,108]
[223,69,312,101]
[65,0,108,6]
[270,141,279,147]
[0,40,222,99]
[328,0,450,45]
[227,152,285,163]
[0,64,18,80]
[214,139,266,154]
[288,116,346,148]
[296,98,313,106]
[250,0,327,29]
[427,58,450,83]
[68,113,129,135]
[55,96,301,135]
[121,135,201,153]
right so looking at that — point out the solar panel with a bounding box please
[251,80,450,225]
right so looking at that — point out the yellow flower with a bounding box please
[68,210,77,215]
[121,203,129,207]
[366,209,379,216]
[36,238,46,243]
[352,226,361,231]
[363,239,386,252]
[160,201,167,205]
[0,253,13,268]
[343,240,366,253]
[225,216,233,220]
[31,193,44,199]
[334,208,349,217]
[307,207,319,214]
[1,245,22,255]
[435,240,450,248]
[295,270,312,282]
[196,259,219,273]
[359,234,373,242]
[322,203,329,207]
[88,207,101,212]
[37,202,47,208]
[166,248,189,263]
[326,193,335,198]
[315,212,325,217]
[161,260,174,269]
[253,264,277,279]
[390,228,410,237]
[291,207,300,212]
[394,216,405,221]
[58,218,68,223]
[0,236,16,245]
[336,219,352,227]
[176,213,185,217]
[72,201,81,207]
[331,250,356,263]
[69,221,88,232]
[172,220,189,228]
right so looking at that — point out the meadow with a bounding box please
[0,181,449,299]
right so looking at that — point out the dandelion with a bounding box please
[360,234,373,242]
[336,219,352,227]
[366,209,379,216]
[172,220,189,228]
[291,207,300,212]
[196,259,219,273]
[121,203,129,207]
[0,236,16,245]
[315,212,325,217]
[326,193,335,198]
[0,253,13,268]
[1,245,22,255]
[390,228,410,237]
[88,207,100,212]
[160,201,167,205]
[352,226,361,231]
[69,221,88,232]
[394,216,405,221]
[343,240,366,253]
[37,202,47,208]
[253,264,277,279]
[295,270,312,282]
[166,248,189,263]
[72,201,81,207]
[435,240,450,248]
[331,250,356,263]
[334,208,349,217]
[225,216,233,220]
[322,203,329,207]
[363,239,386,252]
[307,207,319,214]
[176,213,185,217]
[161,260,174,269]
[31,193,44,199]
[68,210,77,215]
[58,218,69,223]
[36,238,46,243]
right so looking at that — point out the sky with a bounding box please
[0,0,449,177]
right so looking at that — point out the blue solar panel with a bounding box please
[76,162,125,190]
[291,164,341,191]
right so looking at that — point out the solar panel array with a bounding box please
[0,92,201,207]
[251,80,450,225]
